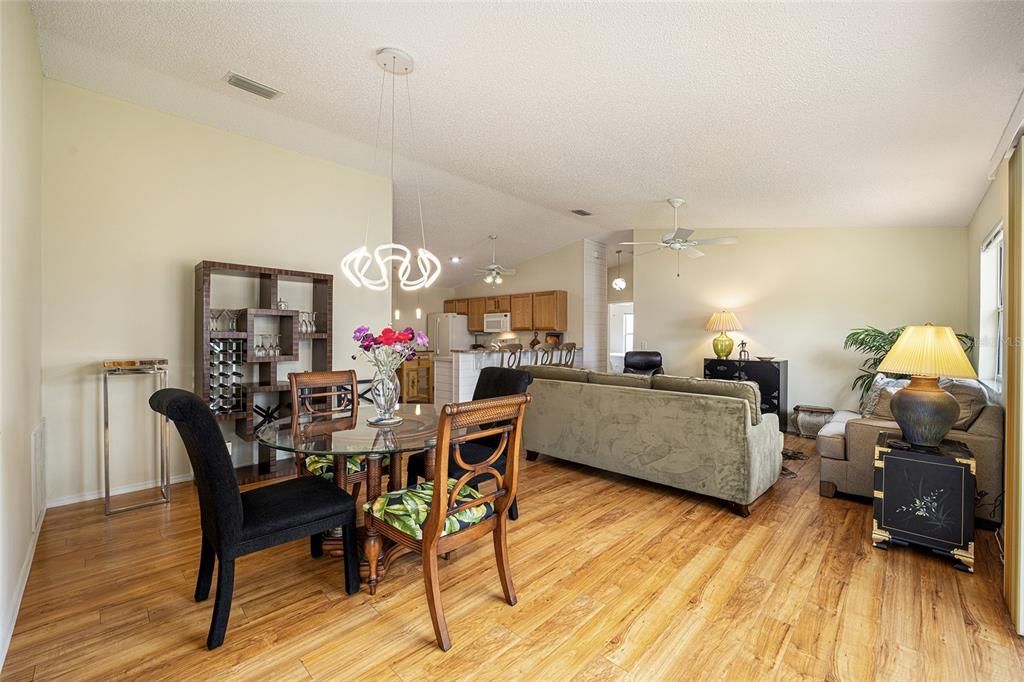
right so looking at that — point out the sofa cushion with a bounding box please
[588,371,651,389]
[815,410,860,461]
[523,365,590,383]
[938,377,989,429]
[651,375,762,425]
[816,421,847,461]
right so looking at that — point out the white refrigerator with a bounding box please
[426,313,474,357]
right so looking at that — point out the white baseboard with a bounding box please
[46,473,193,509]
[0,507,46,669]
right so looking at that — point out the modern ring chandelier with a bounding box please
[341,48,441,292]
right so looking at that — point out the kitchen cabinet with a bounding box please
[400,354,433,403]
[467,297,486,332]
[532,290,567,331]
[443,300,456,314]
[454,299,469,316]
[485,295,511,313]
[510,294,533,330]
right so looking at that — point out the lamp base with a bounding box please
[890,376,959,448]
[712,332,734,360]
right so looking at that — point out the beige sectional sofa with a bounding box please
[817,405,1004,523]
[521,366,783,515]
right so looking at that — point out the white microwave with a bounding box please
[483,312,511,333]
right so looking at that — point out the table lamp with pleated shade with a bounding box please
[705,311,743,359]
[876,324,977,448]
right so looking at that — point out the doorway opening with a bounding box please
[608,302,634,372]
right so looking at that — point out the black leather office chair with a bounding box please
[150,388,360,649]
[406,367,533,520]
[623,351,665,376]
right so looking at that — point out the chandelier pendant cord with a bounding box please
[361,66,388,247]
[404,71,428,250]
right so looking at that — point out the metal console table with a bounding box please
[102,358,171,515]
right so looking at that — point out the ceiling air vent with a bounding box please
[571,209,593,216]
[225,72,282,100]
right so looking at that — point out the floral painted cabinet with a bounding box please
[871,433,976,572]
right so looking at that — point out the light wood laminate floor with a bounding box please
[3,436,1023,680]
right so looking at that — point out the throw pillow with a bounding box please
[938,377,989,430]
[871,387,900,421]
[861,373,909,417]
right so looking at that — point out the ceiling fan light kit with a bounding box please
[478,234,515,287]
[340,47,441,291]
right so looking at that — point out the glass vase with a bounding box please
[368,370,402,426]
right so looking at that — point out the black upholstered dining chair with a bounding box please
[149,388,359,650]
[623,350,665,376]
[406,366,532,520]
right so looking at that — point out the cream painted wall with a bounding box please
[967,160,1009,401]
[391,285,454,330]
[1,1,44,662]
[454,240,585,346]
[633,226,969,416]
[41,80,392,504]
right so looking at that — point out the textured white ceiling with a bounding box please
[30,1,1024,287]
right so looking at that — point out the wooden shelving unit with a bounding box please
[195,261,333,483]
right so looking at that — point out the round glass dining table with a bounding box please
[256,403,442,462]
[255,403,446,592]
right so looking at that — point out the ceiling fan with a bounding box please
[620,198,738,259]
[475,234,516,285]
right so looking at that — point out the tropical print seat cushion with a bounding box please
[305,453,390,478]
[363,479,494,540]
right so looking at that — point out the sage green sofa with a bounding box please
[521,366,783,514]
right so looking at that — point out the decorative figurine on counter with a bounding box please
[737,340,749,361]
[529,331,541,349]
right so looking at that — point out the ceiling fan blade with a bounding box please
[619,241,663,246]
[684,247,705,259]
[635,247,663,258]
[690,237,738,246]
[502,268,517,276]
[667,228,694,242]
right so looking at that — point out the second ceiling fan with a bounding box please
[620,198,738,259]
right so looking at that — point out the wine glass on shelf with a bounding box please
[223,309,239,333]
[272,334,281,357]
[254,334,265,359]
[309,312,317,334]
[298,312,308,335]
[209,309,221,333]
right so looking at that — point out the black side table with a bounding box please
[703,358,788,431]
[872,432,975,572]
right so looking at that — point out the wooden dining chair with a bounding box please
[289,370,384,499]
[405,367,532,521]
[364,393,531,651]
[557,342,577,368]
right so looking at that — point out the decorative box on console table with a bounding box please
[872,432,975,572]
[704,358,788,431]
